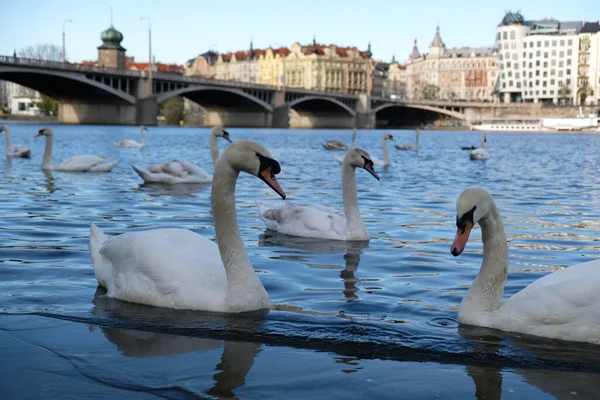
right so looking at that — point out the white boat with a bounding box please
[470,112,600,132]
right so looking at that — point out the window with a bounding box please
[502,72,505,78]
[543,71,547,77]
[523,61,526,67]
[544,52,548,58]
[517,82,521,88]
[560,40,565,46]
[566,69,571,75]
[544,40,549,47]
[568,39,572,46]
[18,102,26,111]
[524,42,527,48]
[504,43,509,49]
[551,59,556,66]
[502,82,506,88]
[536,80,540,85]
[537,41,541,47]
[511,42,516,49]
[566,78,571,85]
[515,63,519,69]
[536,90,539,95]
[507,62,511,68]
[529,62,533,68]
[550,90,554,94]
[505,52,509,59]
[559,70,564,77]
[497,32,501,40]
[552,40,557,46]
[516,72,520,79]
[550,79,555,85]
[558,80,563,86]
[509,80,513,86]
[536,70,540,76]
[567,59,571,66]
[543,62,548,68]
[512,53,518,60]
[559,61,564,67]
[567,49,572,56]
[536,60,540,67]
[529,82,533,87]
[510,31,515,39]
[559,51,564,57]
[551,69,556,76]
[551,50,556,57]
[508,71,512,77]
[503,32,507,39]
[536,51,541,57]
[543,90,547,95]
[523,51,527,58]
[529,52,533,59]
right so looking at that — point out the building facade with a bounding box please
[387,59,407,99]
[578,22,600,105]
[185,51,218,78]
[405,27,498,101]
[495,12,586,104]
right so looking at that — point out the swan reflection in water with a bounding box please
[91,287,263,398]
[259,231,370,301]
[137,182,211,197]
[459,326,600,399]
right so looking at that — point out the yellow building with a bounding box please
[387,60,407,98]
[257,47,289,86]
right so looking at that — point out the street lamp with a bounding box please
[140,17,152,95]
[62,19,73,63]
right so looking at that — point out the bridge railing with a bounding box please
[0,55,142,77]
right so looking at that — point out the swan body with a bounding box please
[115,126,147,148]
[132,127,232,184]
[89,140,286,312]
[323,140,348,151]
[395,129,419,151]
[470,132,489,160]
[1,124,31,158]
[451,188,600,344]
[259,148,379,241]
[35,128,119,172]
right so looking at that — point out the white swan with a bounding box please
[1,124,31,158]
[451,187,600,345]
[115,126,148,148]
[35,127,119,172]
[89,140,286,312]
[323,140,348,151]
[470,132,489,160]
[259,148,379,241]
[371,133,395,167]
[132,127,232,184]
[395,129,419,151]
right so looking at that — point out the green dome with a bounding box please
[98,25,125,51]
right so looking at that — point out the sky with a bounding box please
[2,0,597,66]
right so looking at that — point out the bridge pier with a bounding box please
[354,94,375,129]
[58,100,157,126]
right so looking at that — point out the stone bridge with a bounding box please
[0,55,502,128]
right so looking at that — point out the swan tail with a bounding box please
[132,164,154,183]
[89,223,110,287]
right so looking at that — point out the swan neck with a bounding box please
[4,128,10,148]
[415,131,419,150]
[382,137,390,165]
[461,201,508,316]
[480,134,486,149]
[140,127,145,145]
[351,129,356,149]
[210,132,219,166]
[342,162,367,239]
[211,157,265,309]
[42,134,53,170]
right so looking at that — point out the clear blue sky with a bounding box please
[2,0,596,65]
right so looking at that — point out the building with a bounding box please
[257,46,289,87]
[127,57,184,74]
[0,81,42,115]
[405,26,498,101]
[215,43,263,83]
[10,96,42,116]
[578,22,600,105]
[387,59,407,99]
[495,12,584,104]
[371,62,389,98]
[185,51,218,78]
[96,24,126,69]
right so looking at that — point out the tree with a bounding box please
[421,84,440,100]
[162,97,184,125]
[558,83,571,106]
[18,44,62,61]
[37,95,59,116]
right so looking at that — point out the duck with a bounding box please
[1,124,31,158]
[115,126,148,148]
[451,187,600,345]
[469,132,489,160]
[395,129,419,151]
[132,127,232,184]
[35,128,119,172]
[89,140,286,312]
[258,148,379,241]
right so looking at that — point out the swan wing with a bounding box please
[470,148,489,160]
[115,139,143,148]
[496,259,600,343]
[55,155,118,172]
[258,203,346,240]
[89,224,227,311]
[7,145,31,157]
[133,160,212,184]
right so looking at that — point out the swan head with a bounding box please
[451,188,493,256]
[35,127,53,138]
[221,140,285,199]
[383,133,395,142]
[211,126,232,143]
[344,148,380,180]
[0,124,7,133]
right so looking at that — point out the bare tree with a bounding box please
[18,44,62,61]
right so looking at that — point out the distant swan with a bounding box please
[35,127,119,172]
[323,140,348,151]
[1,124,31,158]
[336,133,394,167]
[115,126,148,148]
[132,127,232,184]
[259,148,379,241]
[89,140,286,312]
[395,129,419,151]
[451,188,600,345]
[470,132,489,160]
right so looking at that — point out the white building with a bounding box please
[578,21,600,106]
[0,81,43,114]
[10,96,43,116]
[496,12,584,104]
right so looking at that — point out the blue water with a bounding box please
[2,120,600,398]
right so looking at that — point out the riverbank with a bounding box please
[0,114,58,123]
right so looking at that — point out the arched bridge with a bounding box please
[0,55,477,127]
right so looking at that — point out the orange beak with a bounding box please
[259,167,286,199]
[451,221,473,256]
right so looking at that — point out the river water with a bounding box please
[1,121,600,399]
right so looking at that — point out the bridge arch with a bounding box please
[156,86,273,112]
[373,103,465,120]
[0,66,136,104]
[288,96,356,117]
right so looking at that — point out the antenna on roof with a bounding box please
[110,7,113,26]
